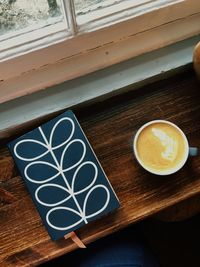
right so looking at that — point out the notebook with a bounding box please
[8,110,119,240]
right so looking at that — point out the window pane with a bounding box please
[0,0,64,37]
[73,0,153,26]
[74,0,123,15]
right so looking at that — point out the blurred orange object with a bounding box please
[193,41,200,79]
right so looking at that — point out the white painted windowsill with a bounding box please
[0,0,200,105]
[0,35,199,139]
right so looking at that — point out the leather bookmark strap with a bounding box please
[64,231,86,248]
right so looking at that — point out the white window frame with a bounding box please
[0,0,199,104]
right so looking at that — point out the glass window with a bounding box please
[73,0,153,26]
[74,0,125,17]
[0,0,65,38]
[74,0,123,14]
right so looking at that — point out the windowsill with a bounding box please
[0,35,199,140]
[1,0,200,103]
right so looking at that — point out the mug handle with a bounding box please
[189,147,198,156]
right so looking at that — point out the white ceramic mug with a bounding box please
[133,120,198,175]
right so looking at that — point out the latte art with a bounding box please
[136,122,188,174]
[151,127,178,162]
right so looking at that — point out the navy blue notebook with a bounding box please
[8,110,119,240]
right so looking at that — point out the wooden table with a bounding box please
[0,69,200,267]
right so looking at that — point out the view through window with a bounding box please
[0,0,64,38]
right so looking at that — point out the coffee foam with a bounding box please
[151,127,178,162]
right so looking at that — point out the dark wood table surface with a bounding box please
[0,69,200,267]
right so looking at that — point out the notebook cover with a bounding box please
[8,110,119,240]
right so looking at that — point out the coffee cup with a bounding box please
[133,120,198,175]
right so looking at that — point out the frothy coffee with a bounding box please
[136,122,188,174]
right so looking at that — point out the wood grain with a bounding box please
[0,69,200,267]
[154,193,200,222]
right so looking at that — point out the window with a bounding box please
[0,0,200,103]
[0,0,64,37]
